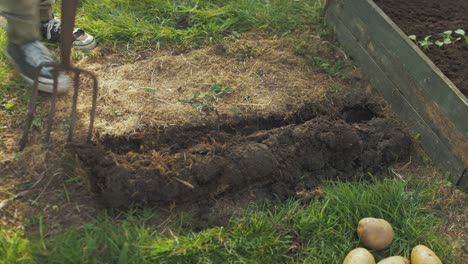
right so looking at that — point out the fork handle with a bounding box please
[60,0,79,69]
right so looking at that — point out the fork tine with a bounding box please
[45,68,60,143]
[87,72,99,142]
[18,66,42,151]
[68,70,80,142]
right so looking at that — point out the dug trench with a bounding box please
[71,90,412,209]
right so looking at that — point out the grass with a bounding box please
[1,178,457,263]
[0,229,33,264]
[0,30,9,79]
[0,30,12,95]
[74,0,324,47]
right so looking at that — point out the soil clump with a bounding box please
[73,91,412,208]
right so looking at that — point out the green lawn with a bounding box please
[1,179,456,263]
[75,0,323,47]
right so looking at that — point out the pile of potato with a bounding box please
[343,217,442,264]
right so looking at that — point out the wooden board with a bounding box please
[324,0,467,188]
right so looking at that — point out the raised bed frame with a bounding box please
[324,0,467,188]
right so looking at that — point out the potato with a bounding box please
[343,248,376,264]
[377,256,410,264]
[357,217,394,250]
[411,245,442,264]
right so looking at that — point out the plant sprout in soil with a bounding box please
[409,28,467,49]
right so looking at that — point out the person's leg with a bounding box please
[39,0,55,22]
[39,0,96,50]
[0,0,41,44]
[1,0,71,93]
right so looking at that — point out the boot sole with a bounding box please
[73,38,97,51]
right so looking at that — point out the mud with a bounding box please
[72,90,411,208]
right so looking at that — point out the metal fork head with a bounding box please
[18,0,98,151]
[18,64,98,151]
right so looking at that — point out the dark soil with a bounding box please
[72,89,412,209]
[374,0,468,97]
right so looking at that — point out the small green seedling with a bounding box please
[441,30,454,45]
[435,29,466,47]
[410,29,467,49]
[409,34,433,49]
[454,29,467,44]
[418,35,433,49]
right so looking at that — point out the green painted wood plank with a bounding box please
[331,0,467,133]
[327,1,467,167]
[325,7,466,180]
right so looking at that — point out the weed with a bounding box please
[179,83,233,112]
[231,105,242,114]
[422,154,432,167]
[4,101,15,111]
[32,118,42,128]
[13,152,21,161]
[0,98,15,112]
[294,42,349,76]
[326,83,341,94]
[442,173,455,188]
[319,60,347,75]
[143,87,157,93]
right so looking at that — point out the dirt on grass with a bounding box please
[72,95,411,208]
[374,0,468,97]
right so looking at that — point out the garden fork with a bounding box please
[18,0,98,151]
